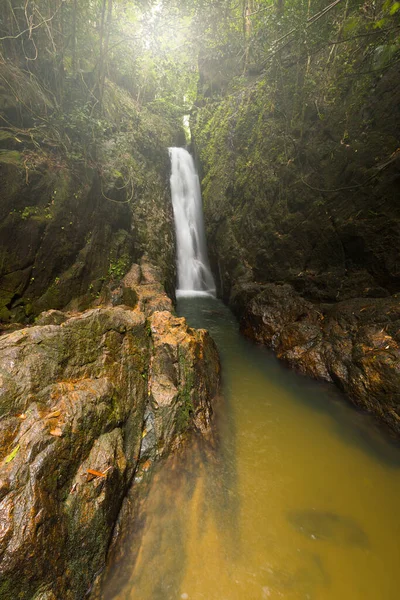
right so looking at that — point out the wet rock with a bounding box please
[0,270,220,599]
[234,282,400,436]
[34,593,58,600]
[148,310,220,453]
[287,509,369,547]
[35,309,69,326]
[0,307,148,600]
[266,552,330,597]
[123,263,142,287]
[110,284,138,308]
[129,256,174,316]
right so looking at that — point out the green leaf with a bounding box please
[390,2,400,15]
[374,18,387,29]
[4,444,20,464]
[343,16,359,34]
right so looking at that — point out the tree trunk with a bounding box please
[98,0,112,113]
[72,0,77,76]
[243,0,255,73]
[276,0,284,18]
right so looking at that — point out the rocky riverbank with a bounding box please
[0,259,220,600]
[230,281,400,435]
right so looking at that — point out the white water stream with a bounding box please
[169,147,216,297]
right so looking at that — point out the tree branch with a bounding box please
[0,3,63,41]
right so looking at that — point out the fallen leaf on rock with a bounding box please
[46,410,61,419]
[4,445,20,464]
[87,468,107,478]
[142,460,152,472]
[50,428,63,437]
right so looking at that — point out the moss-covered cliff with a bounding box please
[192,4,400,434]
[193,63,400,302]
[0,62,182,325]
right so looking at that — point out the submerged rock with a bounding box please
[287,509,369,547]
[0,262,220,600]
[265,552,330,598]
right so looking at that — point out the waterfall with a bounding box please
[169,147,216,297]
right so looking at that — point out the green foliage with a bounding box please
[21,206,39,220]
[1,0,398,178]
[108,254,130,280]
[51,102,111,163]
[0,0,195,141]
[4,444,20,464]
[0,150,23,167]
[13,204,54,222]
[390,2,400,15]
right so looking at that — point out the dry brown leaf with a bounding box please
[46,410,61,419]
[142,460,152,472]
[17,413,27,420]
[50,427,63,437]
[87,468,107,478]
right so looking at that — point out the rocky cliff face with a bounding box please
[0,62,179,325]
[192,56,400,434]
[0,259,220,600]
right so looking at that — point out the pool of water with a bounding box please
[101,296,400,600]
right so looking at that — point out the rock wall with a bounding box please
[192,58,400,434]
[0,259,220,599]
[0,63,179,324]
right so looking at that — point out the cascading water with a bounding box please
[169,147,216,297]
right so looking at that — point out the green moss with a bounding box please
[176,348,195,433]
[0,149,23,167]
[176,391,194,433]
[34,281,62,312]
[0,306,11,322]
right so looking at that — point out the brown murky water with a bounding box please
[101,297,400,600]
